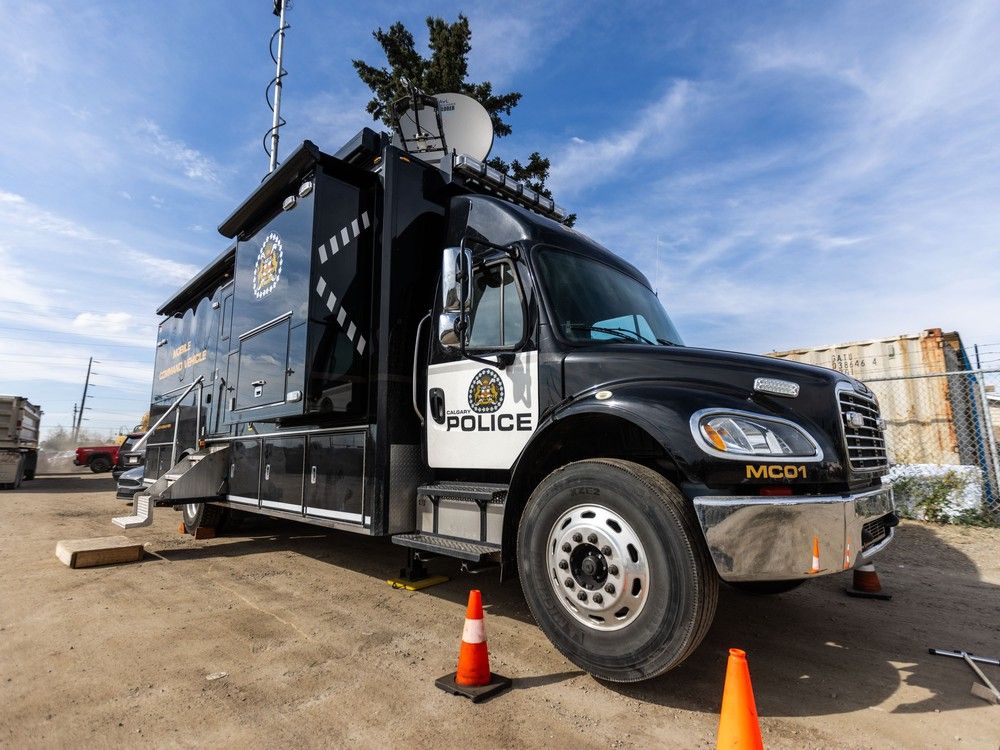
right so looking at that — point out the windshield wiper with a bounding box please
[567,323,655,345]
[655,337,676,346]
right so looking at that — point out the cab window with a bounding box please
[467,262,524,349]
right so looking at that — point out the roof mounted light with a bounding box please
[452,153,570,223]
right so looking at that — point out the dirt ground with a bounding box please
[1,474,998,749]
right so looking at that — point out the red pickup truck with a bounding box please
[74,445,120,473]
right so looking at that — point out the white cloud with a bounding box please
[137,120,220,184]
[549,81,694,196]
[123,250,200,285]
[71,312,134,335]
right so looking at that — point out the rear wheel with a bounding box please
[517,459,718,683]
[89,456,112,473]
[182,503,226,535]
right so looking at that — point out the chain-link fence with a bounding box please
[864,369,1000,522]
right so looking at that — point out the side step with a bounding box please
[417,482,508,502]
[392,533,501,563]
[112,494,153,529]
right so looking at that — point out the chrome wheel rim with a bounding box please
[546,504,650,631]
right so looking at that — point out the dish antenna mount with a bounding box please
[390,85,494,166]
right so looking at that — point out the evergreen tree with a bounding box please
[353,14,575,224]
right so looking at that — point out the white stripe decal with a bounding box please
[351,218,360,237]
[462,618,486,644]
[330,234,339,255]
[346,321,356,341]
[326,291,337,311]
[315,277,326,296]
[356,336,366,355]
[340,227,350,246]
[317,242,328,264]
[361,211,370,229]
[337,308,347,326]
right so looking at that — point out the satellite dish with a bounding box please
[434,92,494,161]
[394,92,494,165]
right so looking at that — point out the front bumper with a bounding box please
[693,486,895,582]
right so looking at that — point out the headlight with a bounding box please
[690,409,823,460]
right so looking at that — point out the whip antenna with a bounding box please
[264,0,290,173]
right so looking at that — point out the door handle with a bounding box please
[429,388,446,424]
[251,380,267,387]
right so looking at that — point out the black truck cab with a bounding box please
[119,129,895,682]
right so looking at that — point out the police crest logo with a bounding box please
[252,233,283,299]
[468,368,505,413]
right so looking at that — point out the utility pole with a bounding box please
[72,404,77,436]
[74,357,93,442]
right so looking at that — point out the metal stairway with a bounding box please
[110,375,229,530]
[112,447,229,529]
[391,481,508,562]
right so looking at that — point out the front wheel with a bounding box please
[517,459,718,683]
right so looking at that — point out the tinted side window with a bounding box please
[467,263,523,348]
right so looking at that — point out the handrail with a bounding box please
[132,376,204,454]
[412,312,431,425]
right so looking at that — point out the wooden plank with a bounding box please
[55,536,144,569]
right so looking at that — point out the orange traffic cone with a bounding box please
[435,590,512,702]
[845,562,892,600]
[716,648,763,750]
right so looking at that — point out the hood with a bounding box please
[562,345,857,400]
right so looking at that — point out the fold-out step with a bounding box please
[391,533,501,562]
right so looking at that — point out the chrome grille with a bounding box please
[837,385,889,472]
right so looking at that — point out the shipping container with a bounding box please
[768,329,982,467]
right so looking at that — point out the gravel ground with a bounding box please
[1,474,998,749]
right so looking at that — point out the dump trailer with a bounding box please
[114,130,896,681]
[0,396,41,489]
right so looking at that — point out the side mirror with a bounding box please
[439,246,472,349]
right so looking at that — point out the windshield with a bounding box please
[535,247,684,346]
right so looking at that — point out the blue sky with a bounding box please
[3,1,1000,437]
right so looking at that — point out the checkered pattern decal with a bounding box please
[314,210,370,355]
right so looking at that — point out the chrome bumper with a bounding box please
[692,486,895,582]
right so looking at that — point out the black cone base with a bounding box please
[845,586,892,600]
[435,671,512,703]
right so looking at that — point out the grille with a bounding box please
[861,513,893,551]
[838,386,889,472]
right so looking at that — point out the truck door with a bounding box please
[426,258,538,469]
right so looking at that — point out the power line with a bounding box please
[0,335,152,349]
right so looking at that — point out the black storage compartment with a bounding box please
[229,439,261,506]
[305,432,365,523]
[261,436,305,512]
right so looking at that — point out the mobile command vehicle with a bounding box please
[0,395,40,489]
[114,106,896,681]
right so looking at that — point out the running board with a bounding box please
[391,533,501,563]
[417,482,508,502]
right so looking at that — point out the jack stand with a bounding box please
[387,549,449,591]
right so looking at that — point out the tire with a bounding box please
[89,456,113,473]
[729,579,806,595]
[23,451,37,480]
[182,502,226,535]
[517,458,718,683]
